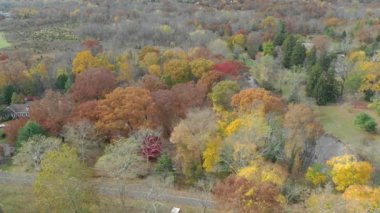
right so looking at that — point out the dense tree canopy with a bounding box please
[96,87,159,138]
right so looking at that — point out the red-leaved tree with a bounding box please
[213,61,247,76]
[3,118,28,146]
[134,129,162,163]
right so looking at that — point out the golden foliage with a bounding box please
[327,155,374,191]
[305,164,328,187]
[189,58,214,79]
[202,137,222,172]
[162,59,191,85]
[148,64,161,76]
[237,159,288,187]
[228,33,246,48]
[72,50,114,74]
[343,185,380,210]
[348,51,366,62]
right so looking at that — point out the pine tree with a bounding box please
[291,42,306,67]
[274,21,286,46]
[55,74,68,91]
[306,47,317,68]
[313,68,338,105]
[306,64,322,97]
[282,35,296,68]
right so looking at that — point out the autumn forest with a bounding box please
[1,0,380,212]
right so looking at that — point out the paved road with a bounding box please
[0,172,217,209]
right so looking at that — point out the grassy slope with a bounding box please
[0,32,11,49]
[316,104,380,183]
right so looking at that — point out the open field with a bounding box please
[316,104,380,184]
[0,32,10,49]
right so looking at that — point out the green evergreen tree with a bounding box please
[17,121,46,149]
[282,35,296,68]
[318,53,335,71]
[313,68,338,105]
[55,74,68,91]
[64,75,73,92]
[306,47,317,68]
[306,64,322,97]
[3,85,15,105]
[290,42,306,67]
[274,21,286,46]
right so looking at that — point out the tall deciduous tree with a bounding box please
[3,118,27,146]
[29,90,72,136]
[96,87,159,138]
[162,59,191,86]
[284,104,324,173]
[209,80,240,112]
[95,137,145,179]
[33,144,98,212]
[68,100,99,123]
[170,108,217,183]
[231,88,284,114]
[69,68,117,103]
[14,135,61,171]
[63,121,104,165]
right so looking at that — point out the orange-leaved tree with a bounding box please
[231,88,284,114]
[95,87,159,138]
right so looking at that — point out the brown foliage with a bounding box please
[3,118,28,146]
[312,35,330,53]
[95,87,159,138]
[213,175,283,213]
[231,88,284,114]
[69,68,117,103]
[152,82,207,134]
[68,100,99,123]
[198,70,223,93]
[82,37,103,55]
[138,74,168,92]
[29,90,72,136]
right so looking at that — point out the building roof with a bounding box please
[6,103,31,114]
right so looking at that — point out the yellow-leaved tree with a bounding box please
[189,58,214,79]
[33,144,98,212]
[343,185,380,210]
[72,50,114,74]
[327,155,374,191]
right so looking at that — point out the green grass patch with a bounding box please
[0,183,37,213]
[316,104,380,170]
[0,32,11,49]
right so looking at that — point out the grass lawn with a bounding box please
[0,32,11,49]
[0,184,37,213]
[316,104,380,184]
[0,183,211,213]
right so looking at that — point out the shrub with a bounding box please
[305,163,328,187]
[368,99,380,116]
[354,112,377,133]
